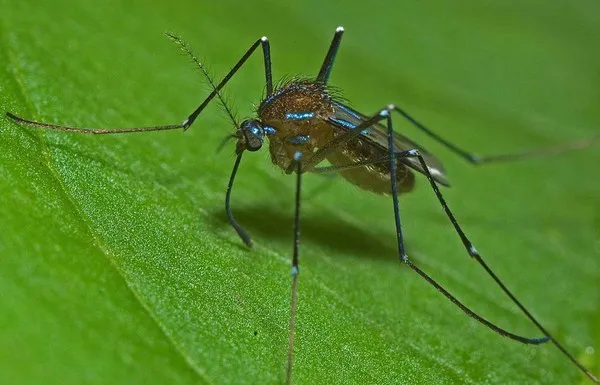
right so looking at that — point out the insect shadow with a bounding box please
[210,203,400,261]
[6,27,599,384]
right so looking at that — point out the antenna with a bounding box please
[166,32,240,129]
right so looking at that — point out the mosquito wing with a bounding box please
[329,102,449,186]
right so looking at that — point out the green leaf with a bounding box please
[1,1,598,384]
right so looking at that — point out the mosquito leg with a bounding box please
[224,152,253,247]
[7,34,274,248]
[6,33,273,133]
[285,151,303,385]
[392,106,599,164]
[309,106,546,344]
[316,26,345,85]
[5,112,185,134]
[170,32,273,247]
[308,105,597,380]
[383,107,599,383]
[305,115,599,381]
[304,105,547,342]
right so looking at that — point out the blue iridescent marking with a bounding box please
[287,135,310,145]
[263,125,277,135]
[291,265,299,276]
[249,126,261,136]
[335,103,361,119]
[263,93,279,108]
[285,112,314,121]
[329,117,355,130]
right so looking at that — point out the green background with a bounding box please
[1,0,598,384]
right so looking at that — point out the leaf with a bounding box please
[1,1,598,384]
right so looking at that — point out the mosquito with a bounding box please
[6,27,599,384]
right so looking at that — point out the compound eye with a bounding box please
[245,134,263,151]
[242,121,264,151]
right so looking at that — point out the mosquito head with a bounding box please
[237,119,265,153]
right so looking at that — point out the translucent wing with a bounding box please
[329,102,449,186]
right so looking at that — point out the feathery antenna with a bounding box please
[166,32,240,129]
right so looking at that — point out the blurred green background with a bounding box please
[0,0,598,384]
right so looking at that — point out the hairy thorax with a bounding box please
[258,81,336,170]
[257,80,415,195]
